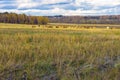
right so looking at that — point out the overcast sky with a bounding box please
[0,0,120,16]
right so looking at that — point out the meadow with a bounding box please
[0,23,120,80]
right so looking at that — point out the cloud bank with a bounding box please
[0,0,120,16]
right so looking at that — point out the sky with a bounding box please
[0,0,120,16]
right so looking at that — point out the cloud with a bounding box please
[16,0,38,9]
[74,0,120,7]
[0,0,17,8]
[16,0,72,9]
[0,6,119,16]
[0,0,120,15]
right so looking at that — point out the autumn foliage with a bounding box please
[0,12,49,25]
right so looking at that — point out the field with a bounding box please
[0,23,120,80]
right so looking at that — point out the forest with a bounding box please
[0,12,49,25]
[1,12,120,25]
[48,15,120,24]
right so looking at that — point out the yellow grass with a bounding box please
[0,23,120,79]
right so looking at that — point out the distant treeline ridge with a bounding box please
[48,15,120,24]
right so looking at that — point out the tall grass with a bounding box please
[0,27,120,79]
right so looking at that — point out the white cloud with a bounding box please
[89,0,120,6]
[0,0,120,15]
[0,6,119,16]
[16,0,39,9]
[74,0,120,7]
[39,0,70,4]
[0,1,17,8]
[16,0,71,9]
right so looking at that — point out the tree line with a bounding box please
[48,15,120,24]
[1,12,120,25]
[0,12,49,25]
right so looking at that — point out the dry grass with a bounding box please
[0,23,120,80]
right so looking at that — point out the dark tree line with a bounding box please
[48,15,120,24]
[0,12,49,25]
